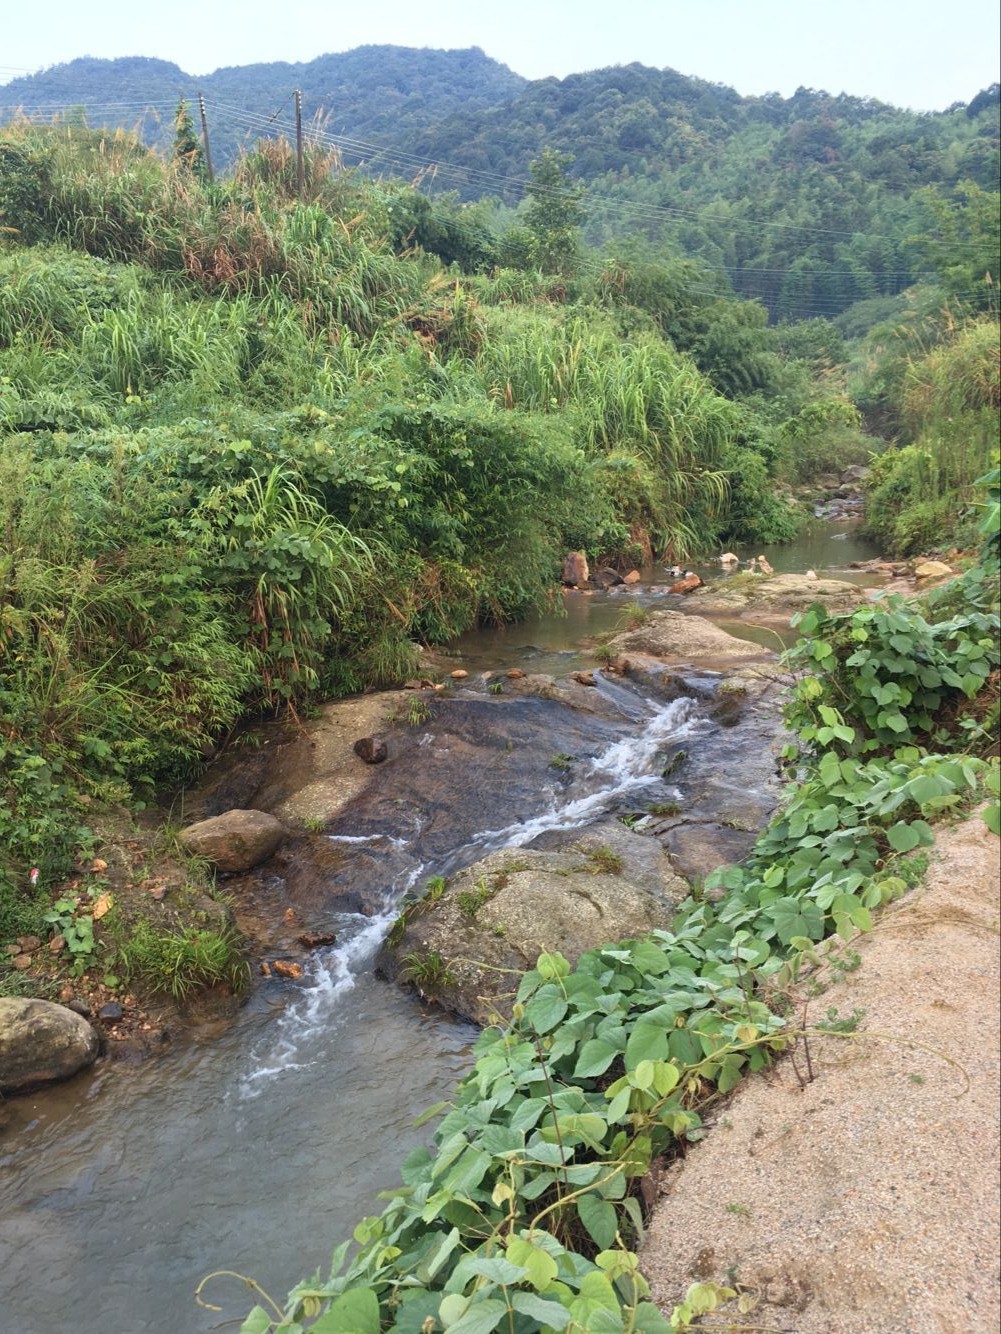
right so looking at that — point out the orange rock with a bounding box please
[623,570,642,584]
[669,574,704,594]
[570,671,597,687]
[272,959,304,981]
[91,858,109,873]
[506,668,526,679]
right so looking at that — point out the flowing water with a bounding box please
[0,520,871,1332]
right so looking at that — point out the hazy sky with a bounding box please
[2,0,999,110]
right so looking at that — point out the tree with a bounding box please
[171,99,205,180]
[524,148,585,276]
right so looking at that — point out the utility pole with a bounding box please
[197,94,214,184]
[294,89,304,199]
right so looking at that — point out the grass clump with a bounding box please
[115,920,249,1000]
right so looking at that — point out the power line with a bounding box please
[4,93,995,266]
[209,99,994,255]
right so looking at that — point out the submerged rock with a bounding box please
[179,809,285,873]
[380,825,686,1026]
[0,998,100,1094]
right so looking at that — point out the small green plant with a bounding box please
[406,696,432,727]
[830,947,862,974]
[908,1072,926,1085]
[385,914,407,949]
[588,846,624,874]
[41,894,98,975]
[425,875,447,903]
[301,815,327,833]
[816,1005,866,1033]
[648,801,680,816]
[455,877,494,918]
[401,949,455,992]
[724,1202,752,1219]
[549,752,573,771]
[487,680,504,695]
[620,602,649,630]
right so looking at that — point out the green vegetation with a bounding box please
[115,920,249,1000]
[859,317,999,554]
[5,51,998,324]
[237,534,998,1331]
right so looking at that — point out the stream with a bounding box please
[0,521,880,1333]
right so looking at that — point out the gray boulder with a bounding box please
[608,609,765,663]
[380,827,686,1025]
[0,998,100,1094]
[688,573,866,616]
[179,809,285,873]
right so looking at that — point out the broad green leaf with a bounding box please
[511,1291,573,1328]
[445,1298,509,1334]
[577,1193,619,1249]
[240,1307,272,1334]
[624,1022,669,1069]
[523,992,569,1034]
[310,1287,380,1333]
[886,821,921,853]
[573,1038,620,1079]
[465,1256,529,1284]
[631,1302,673,1331]
[574,1271,621,1312]
[506,1236,558,1291]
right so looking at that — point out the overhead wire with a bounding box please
[3,93,995,281]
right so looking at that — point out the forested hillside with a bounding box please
[0,100,997,955]
[3,49,998,319]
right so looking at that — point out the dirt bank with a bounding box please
[642,814,1001,1332]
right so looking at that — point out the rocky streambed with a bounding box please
[0,554,891,1333]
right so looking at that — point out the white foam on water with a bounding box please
[464,694,704,855]
[239,694,704,1094]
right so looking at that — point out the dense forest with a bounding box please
[2,47,999,317]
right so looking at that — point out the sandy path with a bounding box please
[641,815,1001,1333]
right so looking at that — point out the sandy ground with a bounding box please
[642,814,1001,1333]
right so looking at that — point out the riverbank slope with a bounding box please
[642,812,1001,1331]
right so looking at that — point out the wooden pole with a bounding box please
[294,89,304,198]
[197,94,214,184]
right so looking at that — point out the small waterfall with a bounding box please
[238,693,705,1094]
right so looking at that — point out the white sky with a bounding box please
[1,0,999,110]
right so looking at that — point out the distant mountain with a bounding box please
[3,48,997,320]
[0,47,527,165]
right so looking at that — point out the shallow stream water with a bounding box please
[0,520,877,1333]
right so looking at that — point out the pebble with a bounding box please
[98,1002,124,1023]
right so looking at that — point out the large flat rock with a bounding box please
[609,610,766,664]
[380,825,687,1025]
[688,573,866,616]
